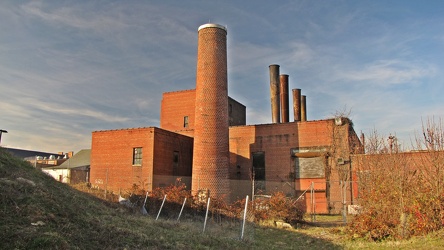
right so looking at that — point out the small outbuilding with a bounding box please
[42,149,90,184]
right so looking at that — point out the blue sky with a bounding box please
[1,1,443,153]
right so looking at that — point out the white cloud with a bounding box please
[337,60,436,85]
[21,2,129,32]
[1,0,443,154]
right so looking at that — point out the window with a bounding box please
[252,152,265,180]
[173,151,179,167]
[133,147,142,165]
[173,151,179,175]
[252,152,265,192]
[183,116,189,128]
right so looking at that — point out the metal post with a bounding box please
[203,197,211,233]
[105,168,109,200]
[240,195,249,240]
[342,181,347,223]
[251,170,255,201]
[141,191,149,215]
[177,197,187,222]
[156,195,167,220]
[0,129,7,145]
[311,182,316,222]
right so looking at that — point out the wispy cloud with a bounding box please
[1,0,444,153]
[335,60,436,85]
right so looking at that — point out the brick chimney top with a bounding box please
[198,23,227,32]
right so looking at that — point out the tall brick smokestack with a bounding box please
[301,95,307,121]
[269,64,280,123]
[280,74,289,123]
[192,23,229,197]
[292,88,301,122]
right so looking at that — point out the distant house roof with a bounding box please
[48,149,91,169]
[4,147,64,159]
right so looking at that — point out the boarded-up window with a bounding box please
[173,151,179,175]
[252,152,265,180]
[183,116,189,128]
[295,156,325,178]
[252,152,265,192]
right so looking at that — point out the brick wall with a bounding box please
[160,90,246,137]
[228,120,335,202]
[228,119,362,213]
[192,24,230,197]
[90,127,193,194]
[228,97,246,126]
[160,89,196,136]
[152,128,193,189]
[90,128,154,193]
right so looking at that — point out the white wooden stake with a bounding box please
[141,191,149,215]
[156,195,167,220]
[240,195,249,240]
[203,197,211,233]
[177,197,187,222]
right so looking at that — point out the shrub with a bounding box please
[349,122,444,241]
[252,192,304,224]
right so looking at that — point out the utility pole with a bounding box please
[0,129,7,145]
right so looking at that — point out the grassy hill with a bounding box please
[0,148,341,249]
[2,147,444,249]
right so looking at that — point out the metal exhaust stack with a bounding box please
[301,95,307,122]
[292,88,301,122]
[269,64,280,123]
[280,74,289,123]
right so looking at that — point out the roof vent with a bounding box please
[335,117,343,126]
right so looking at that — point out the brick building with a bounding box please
[89,23,363,213]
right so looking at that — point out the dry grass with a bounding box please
[1,148,444,249]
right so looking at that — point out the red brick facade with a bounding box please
[192,24,230,197]
[89,23,364,214]
[160,89,196,137]
[90,127,193,193]
[228,119,362,213]
[160,90,246,138]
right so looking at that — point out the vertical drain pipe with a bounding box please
[280,74,289,123]
[269,64,280,123]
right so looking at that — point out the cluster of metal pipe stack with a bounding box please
[269,64,307,123]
